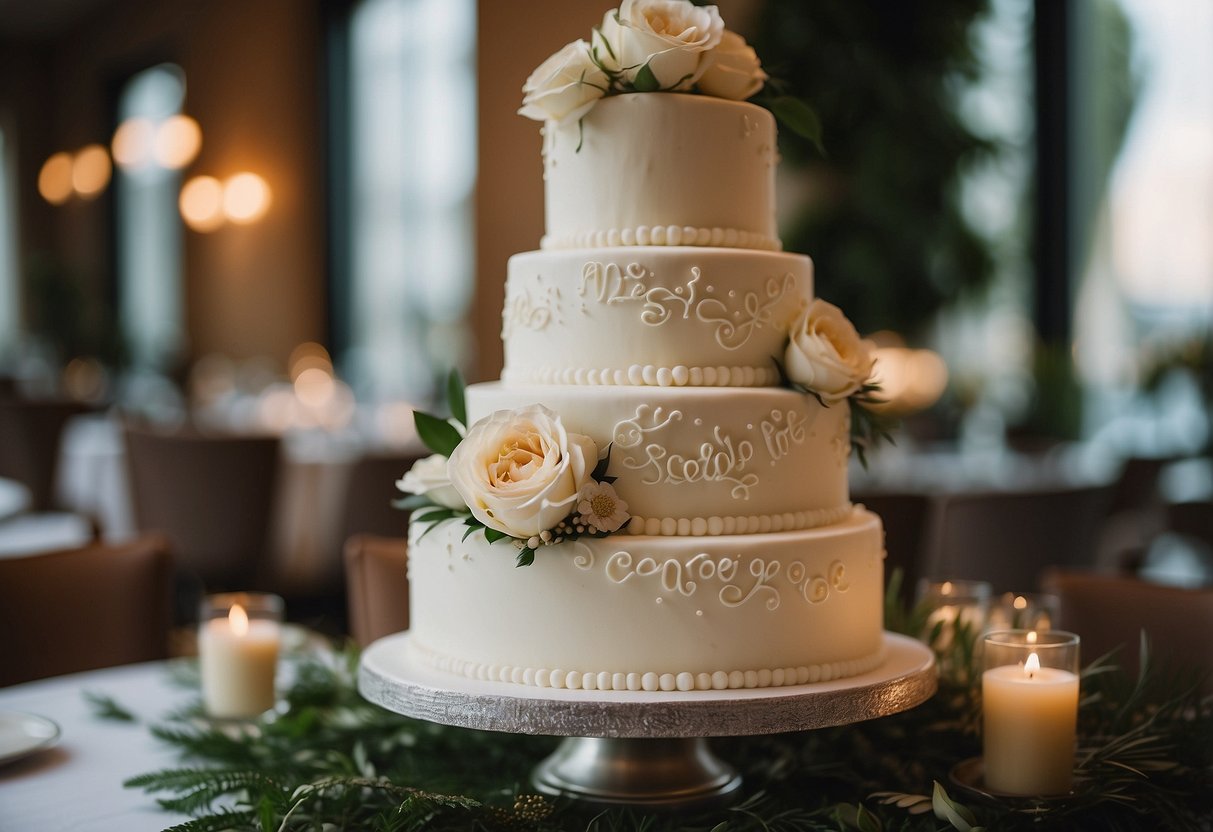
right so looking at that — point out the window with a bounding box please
[337,0,476,403]
[115,64,187,370]
[0,125,17,357]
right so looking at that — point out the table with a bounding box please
[0,513,95,558]
[0,662,191,831]
[0,478,30,522]
[53,414,407,592]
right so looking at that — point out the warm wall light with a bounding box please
[154,115,202,169]
[288,342,333,381]
[222,172,271,224]
[38,152,74,204]
[112,118,156,170]
[72,144,112,199]
[179,175,225,232]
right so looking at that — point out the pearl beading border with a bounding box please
[408,639,887,693]
[501,364,781,388]
[541,225,782,252]
[625,504,853,537]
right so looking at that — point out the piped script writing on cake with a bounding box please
[397,0,889,691]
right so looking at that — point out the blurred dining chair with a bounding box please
[1042,567,1213,687]
[923,484,1116,592]
[338,451,424,544]
[0,397,90,511]
[124,427,281,593]
[343,534,409,647]
[0,534,173,687]
[853,492,935,603]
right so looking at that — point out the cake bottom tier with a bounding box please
[407,508,886,692]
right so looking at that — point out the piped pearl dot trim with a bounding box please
[502,364,780,388]
[408,640,886,693]
[541,226,782,252]
[625,504,853,537]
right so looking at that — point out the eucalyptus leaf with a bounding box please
[413,410,462,457]
[632,61,660,93]
[769,95,824,153]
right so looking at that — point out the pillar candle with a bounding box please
[199,603,281,719]
[982,652,1079,795]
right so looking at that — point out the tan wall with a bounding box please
[2,0,325,367]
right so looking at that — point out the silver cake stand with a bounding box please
[359,631,936,809]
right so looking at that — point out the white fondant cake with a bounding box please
[400,2,887,693]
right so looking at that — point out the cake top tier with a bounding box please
[541,94,779,252]
[519,0,779,251]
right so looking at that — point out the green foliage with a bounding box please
[118,620,1212,832]
[751,1,997,337]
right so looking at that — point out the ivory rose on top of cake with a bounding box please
[777,300,893,467]
[395,372,628,567]
[518,0,819,145]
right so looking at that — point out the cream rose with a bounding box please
[697,30,767,100]
[784,300,876,403]
[448,404,598,539]
[596,0,724,91]
[396,454,464,510]
[519,39,608,123]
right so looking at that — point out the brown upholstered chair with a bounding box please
[343,535,409,647]
[1042,568,1213,686]
[853,492,935,603]
[0,398,90,511]
[924,484,1115,592]
[0,535,173,687]
[338,452,424,544]
[124,427,281,591]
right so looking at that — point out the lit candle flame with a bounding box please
[1027,630,1038,644]
[1024,651,1040,679]
[229,603,249,637]
[1014,595,1028,610]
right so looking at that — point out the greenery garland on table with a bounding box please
[100,574,1212,831]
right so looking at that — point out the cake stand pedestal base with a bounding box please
[359,631,935,810]
[532,737,742,809]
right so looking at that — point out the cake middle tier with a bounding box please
[467,382,852,536]
[503,247,813,387]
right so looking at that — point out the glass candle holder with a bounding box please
[198,592,284,719]
[915,578,992,651]
[982,629,1080,795]
[986,592,1060,633]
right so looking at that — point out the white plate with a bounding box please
[0,712,61,766]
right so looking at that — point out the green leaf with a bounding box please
[447,369,467,428]
[591,443,614,482]
[84,691,136,722]
[461,525,479,542]
[391,493,434,511]
[515,547,535,567]
[483,528,510,544]
[413,410,462,457]
[632,61,660,92]
[769,95,824,153]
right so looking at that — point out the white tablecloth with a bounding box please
[0,514,95,558]
[0,662,191,830]
[0,478,30,523]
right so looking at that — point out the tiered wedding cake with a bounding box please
[398,0,886,694]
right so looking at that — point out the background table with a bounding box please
[0,662,191,830]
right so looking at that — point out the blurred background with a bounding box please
[0,0,1209,632]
